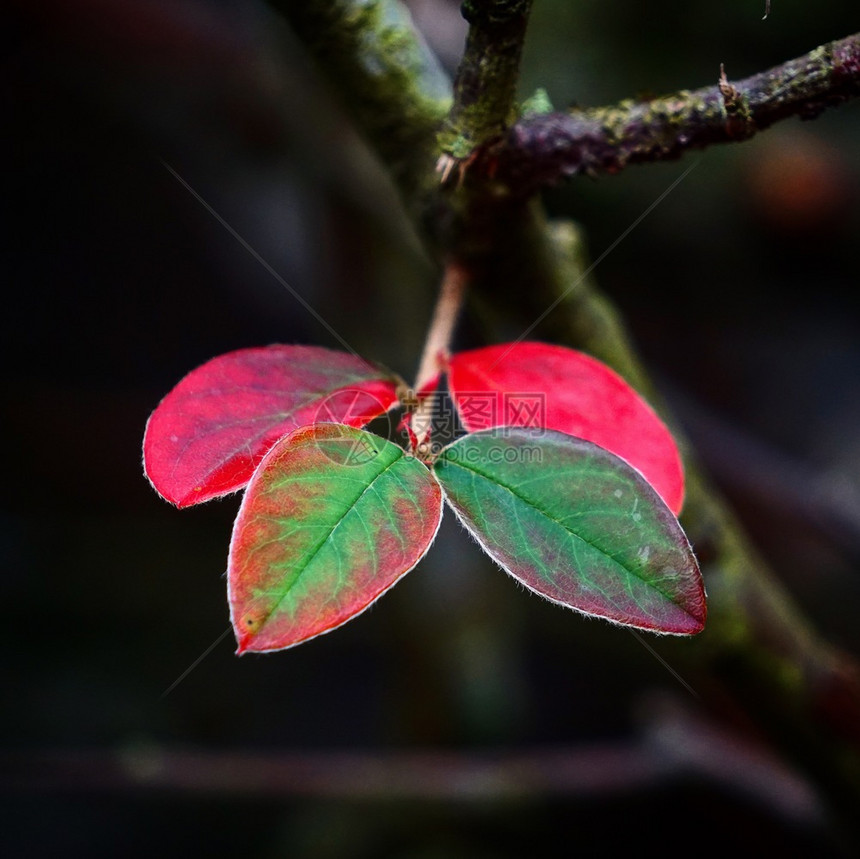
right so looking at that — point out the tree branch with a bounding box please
[1,702,824,822]
[270,0,451,203]
[437,0,534,161]
[490,31,860,195]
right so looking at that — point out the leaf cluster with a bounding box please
[144,341,705,652]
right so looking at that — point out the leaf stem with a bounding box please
[410,262,469,454]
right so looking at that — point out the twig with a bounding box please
[490,32,860,195]
[0,707,823,822]
[271,0,451,204]
[409,262,469,454]
[438,0,534,163]
[410,0,536,454]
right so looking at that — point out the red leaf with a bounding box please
[143,345,399,507]
[448,342,685,513]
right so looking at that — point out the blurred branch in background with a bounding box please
[0,697,825,822]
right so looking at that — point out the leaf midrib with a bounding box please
[436,454,691,613]
[254,445,404,631]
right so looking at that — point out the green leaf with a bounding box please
[229,424,443,653]
[433,429,705,635]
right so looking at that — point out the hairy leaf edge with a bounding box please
[432,432,705,636]
[142,376,403,509]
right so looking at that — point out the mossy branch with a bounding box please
[487,31,860,195]
[437,0,534,160]
[269,0,451,203]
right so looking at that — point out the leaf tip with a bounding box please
[173,485,206,509]
[671,585,707,636]
[689,599,708,635]
[673,613,706,636]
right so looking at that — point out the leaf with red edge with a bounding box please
[448,342,685,513]
[433,428,705,635]
[228,424,443,653]
[143,345,400,507]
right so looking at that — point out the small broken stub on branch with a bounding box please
[719,64,754,140]
[436,153,461,185]
[435,147,500,187]
[436,152,481,187]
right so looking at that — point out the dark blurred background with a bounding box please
[3,1,860,856]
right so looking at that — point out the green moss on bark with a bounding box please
[273,0,451,202]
